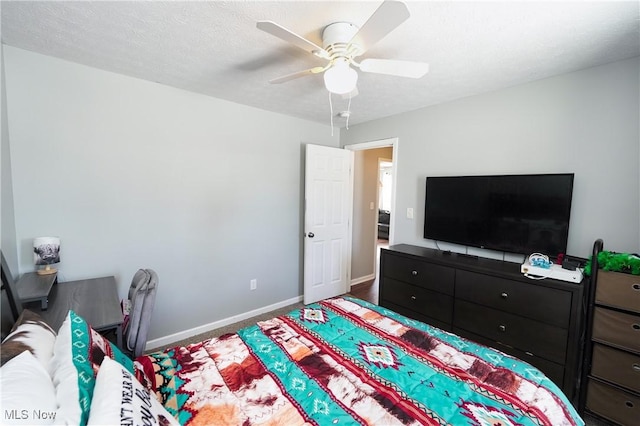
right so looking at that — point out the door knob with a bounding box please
[307,232,315,238]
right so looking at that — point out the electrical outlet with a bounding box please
[250,279,257,290]
[407,207,414,219]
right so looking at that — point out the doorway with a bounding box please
[344,138,397,305]
[377,157,392,242]
[376,157,392,273]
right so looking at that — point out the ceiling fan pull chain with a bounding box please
[346,95,352,130]
[329,91,334,136]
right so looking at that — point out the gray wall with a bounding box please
[3,46,339,340]
[1,44,18,274]
[351,147,392,281]
[1,43,21,335]
[4,44,639,342]
[341,57,640,259]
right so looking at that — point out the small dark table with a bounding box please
[16,272,58,309]
[28,276,123,349]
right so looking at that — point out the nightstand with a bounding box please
[17,271,58,310]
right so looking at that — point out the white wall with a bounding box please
[341,57,640,258]
[3,46,339,341]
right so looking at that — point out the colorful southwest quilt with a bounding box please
[136,297,583,426]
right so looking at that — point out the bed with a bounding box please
[0,296,583,426]
[137,296,583,426]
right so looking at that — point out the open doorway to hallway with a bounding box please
[349,150,394,305]
[350,238,389,304]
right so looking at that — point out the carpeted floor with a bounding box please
[147,301,305,352]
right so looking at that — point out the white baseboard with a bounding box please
[350,273,375,288]
[145,295,303,351]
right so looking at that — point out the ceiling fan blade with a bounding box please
[349,0,410,53]
[359,58,429,78]
[257,21,329,58]
[268,66,325,84]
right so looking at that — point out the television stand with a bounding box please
[440,250,478,259]
[455,252,478,260]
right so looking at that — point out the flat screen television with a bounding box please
[423,173,574,259]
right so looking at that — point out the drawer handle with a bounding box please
[501,292,508,299]
[625,401,634,409]
[632,363,640,372]
[411,270,418,276]
[633,283,640,291]
[498,325,506,332]
[633,323,640,331]
[410,295,417,301]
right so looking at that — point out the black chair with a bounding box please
[1,251,24,339]
[1,251,23,323]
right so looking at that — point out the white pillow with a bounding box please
[0,351,58,425]
[87,357,179,426]
[48,311,134,426]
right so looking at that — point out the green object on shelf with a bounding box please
[584,250,640,276]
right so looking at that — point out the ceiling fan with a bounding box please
[256,0,429,96]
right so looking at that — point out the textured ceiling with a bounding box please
[2,1,639,127]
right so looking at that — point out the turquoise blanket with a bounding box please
[141,297,583,426]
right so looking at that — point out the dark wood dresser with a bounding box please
[379,244,585,405]
[580,239,640,425]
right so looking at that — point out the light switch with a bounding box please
[370,202,375,210]
[407,208,414,219]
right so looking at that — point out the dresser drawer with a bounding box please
[596,271,640,314]
[454,300,568,364]
[456,270,571,328]
[592,307,640,353]
[383,254,454,295]
[382,301,452,332]
[591,343,640,393]
[383,278,453,325]
[453,327,565,389]
[586,379,640,426]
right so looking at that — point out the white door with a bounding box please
[303,144,353,305]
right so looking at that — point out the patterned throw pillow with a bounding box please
[49,310,133,426]
[0,309,56,368]
[87,356,179,426]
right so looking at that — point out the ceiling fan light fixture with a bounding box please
[323,59,358,95]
